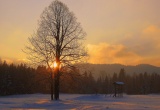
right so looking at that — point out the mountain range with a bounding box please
[78,63,160,79]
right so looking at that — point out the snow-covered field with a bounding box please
[0,94,160,110]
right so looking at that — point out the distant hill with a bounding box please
[78,63,160,79]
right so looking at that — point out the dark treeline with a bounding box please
[96,68,160,95]
[0,61,160,96]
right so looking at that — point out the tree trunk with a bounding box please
[51,80,54,100]
[54,76,59,100]
[54,68,60,100]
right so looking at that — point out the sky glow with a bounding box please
[1,0,160,66]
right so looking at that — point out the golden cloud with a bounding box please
[114,24,160,66]
[87,43,141,65]
[143,25,160,35]
[142,25,160,48]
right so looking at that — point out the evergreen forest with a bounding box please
[0,61,160,96]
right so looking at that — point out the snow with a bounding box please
[114,82,124,85]
[0,94,160,110]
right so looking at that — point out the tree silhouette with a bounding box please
[118,68,126,82]
[25,0,86,100]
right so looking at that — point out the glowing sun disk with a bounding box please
[53,61,57,68]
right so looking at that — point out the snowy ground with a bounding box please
[0,94,160,110]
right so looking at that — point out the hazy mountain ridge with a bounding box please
[79,63,160,78]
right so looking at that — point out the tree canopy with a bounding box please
[25,0,86,68]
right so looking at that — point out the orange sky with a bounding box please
[1,0,160,66]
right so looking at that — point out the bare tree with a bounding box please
[25,0,86,100]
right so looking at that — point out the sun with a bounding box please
[53,61,57,68]
[50,61,57,68]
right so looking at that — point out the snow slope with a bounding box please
[0,94,160,110]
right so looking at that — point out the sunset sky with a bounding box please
[1,0,160,66]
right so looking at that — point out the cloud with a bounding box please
[142,25,160,48]
[113,24,160,66]
[87,43,141,65]
[120,25,160,53]
[87,25,160,66]
[142,25,160,36]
